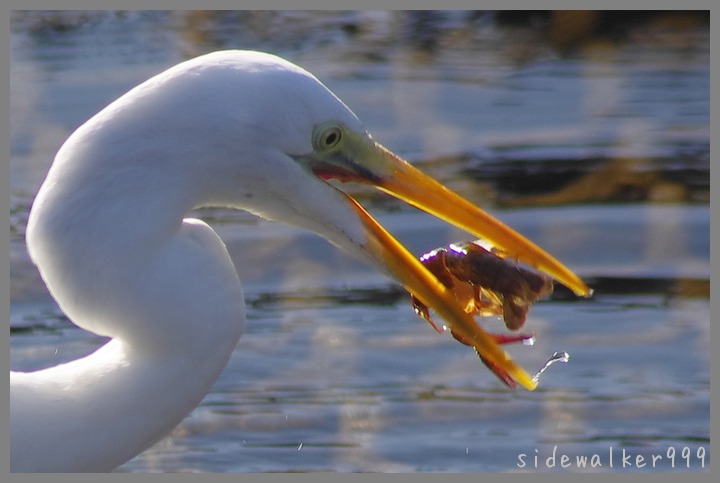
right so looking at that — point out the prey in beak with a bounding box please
[305,122,592,390]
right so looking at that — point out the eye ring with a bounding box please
[316,126,342,150]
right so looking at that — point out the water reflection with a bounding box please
[9,11,709,473]
[466,153,709,206]
[10,11,710,211]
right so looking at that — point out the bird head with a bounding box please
[296,119,591,389]
[185,50,592,390]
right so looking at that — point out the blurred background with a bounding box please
[10,11,710,472]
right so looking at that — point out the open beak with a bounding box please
[312,134,591,390]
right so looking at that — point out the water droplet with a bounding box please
[531,351,570,384]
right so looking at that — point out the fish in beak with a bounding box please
[307,123,592,390]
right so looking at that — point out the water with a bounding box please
[9,11,710,472]
[531,351,570,385]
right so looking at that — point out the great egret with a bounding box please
[10,50,590,472]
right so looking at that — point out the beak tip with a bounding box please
[513,368,539,391]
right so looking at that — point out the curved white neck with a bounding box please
[11,332,239,472]
[14,183,245,472]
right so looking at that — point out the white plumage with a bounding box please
[11,50,589,472]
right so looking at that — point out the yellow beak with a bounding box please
[314,134,591,390]
[372,142,591,298]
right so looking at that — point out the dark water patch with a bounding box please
[462,145,709,206]
[9,323,65,336]
[248,286,408,313]
[9,309,73,335]
[547,434,710,446]
[245,274,709,316]
[553,275,709,302]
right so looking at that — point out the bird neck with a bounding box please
[17,152,246,471]
[11,336,237,472]
[17,196,245,471]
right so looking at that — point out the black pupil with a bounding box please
[325,131,338,146]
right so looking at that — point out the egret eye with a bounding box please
[315,126,342,150]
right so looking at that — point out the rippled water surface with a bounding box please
[9,11,710,472]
